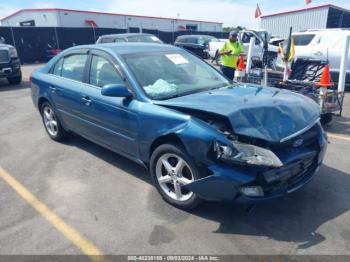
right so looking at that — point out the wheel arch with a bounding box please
[38,97,50,112]
[149,133,186,161]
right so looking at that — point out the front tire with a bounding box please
[7,72,22,85]
[40,102,67,141]
[321,113,333,125]
[150,144,202,210]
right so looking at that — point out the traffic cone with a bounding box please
[237,55,245,71]
[316,64,333,87]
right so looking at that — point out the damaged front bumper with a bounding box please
[185,135,327,203]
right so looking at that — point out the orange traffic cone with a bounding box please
[237,55,245,71]
[316,64,333,87]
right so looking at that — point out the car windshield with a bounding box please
[257,31,269,41]
[123,51,230,100]
[127,35,162,43]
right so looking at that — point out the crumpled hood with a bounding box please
[156,84,320,143]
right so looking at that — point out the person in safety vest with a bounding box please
[219,31,243,80]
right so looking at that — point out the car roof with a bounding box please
[99,33,156,38]
[176,34,216,39]
[74,43,179,55]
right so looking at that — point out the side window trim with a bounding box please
[86,49,136,97]
[49,49,89,82]
[87,55,124,88]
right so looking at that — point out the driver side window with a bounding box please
[89,55,124,88]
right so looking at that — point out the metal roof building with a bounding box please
[0,8,223,32]
[261,4,350,38]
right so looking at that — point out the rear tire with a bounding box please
[7,73,22,85]
[40,102,67,141]
[321,113,333,125]
[150,143,202,210]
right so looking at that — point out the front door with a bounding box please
[78,51,139,159]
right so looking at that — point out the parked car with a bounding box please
[96,33,163,44]
[174,35,217,59]
[31,43,327,210]
[0,42,22,85]
[292,29,350,86]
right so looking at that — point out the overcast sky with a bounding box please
[1,0,350,27]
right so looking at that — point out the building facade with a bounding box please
[0,8,222,32]
[261,4,350,38]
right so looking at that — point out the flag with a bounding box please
[255,4,262,18]
[305,0,312,5]
[279,27,295,63]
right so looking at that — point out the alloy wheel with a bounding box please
[43,106,58,137]
[155,153,194,202]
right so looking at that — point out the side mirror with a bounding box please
[101,84,133,98]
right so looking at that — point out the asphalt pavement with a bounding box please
[0,64,349,257]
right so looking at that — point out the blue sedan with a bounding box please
[31,43,327,209]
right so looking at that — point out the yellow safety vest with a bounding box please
[220,40,243,69]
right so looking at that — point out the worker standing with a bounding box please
[219,31,244,80]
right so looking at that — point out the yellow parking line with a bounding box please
[0,167,105,262]
[327,133,350,142]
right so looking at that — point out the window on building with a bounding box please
[186,24,198,31]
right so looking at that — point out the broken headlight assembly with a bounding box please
[214,140,283,168]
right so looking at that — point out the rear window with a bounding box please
[293,34,315,46]
[127,35,162,43]
[100,38,114,43]
[61,54,88,82]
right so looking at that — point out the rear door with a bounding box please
[78,50,139,158]
[47,50,89,131]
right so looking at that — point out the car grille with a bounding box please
[262,154,317,195]
[0,50,10,63]
[277,124,320,149]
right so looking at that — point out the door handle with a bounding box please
[49,85,56,93]
[82,95,92,106]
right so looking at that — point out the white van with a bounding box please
[292,29,350,83]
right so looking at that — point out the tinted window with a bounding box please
[127,35,162,43]
[114,38,127,43]
[293,34,315,46]
[185,37,197,44]
[101,38,114,43]
[175,37,186,43]
[61,54,88,82]
[52,58,63,76]
[89,56,124,87]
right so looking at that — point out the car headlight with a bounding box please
[214,140,283,168]
[9,47,18,58]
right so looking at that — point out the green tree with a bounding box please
[222,26,245,32]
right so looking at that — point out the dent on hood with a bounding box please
[159,105,240,142]
[156,85,320,143]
